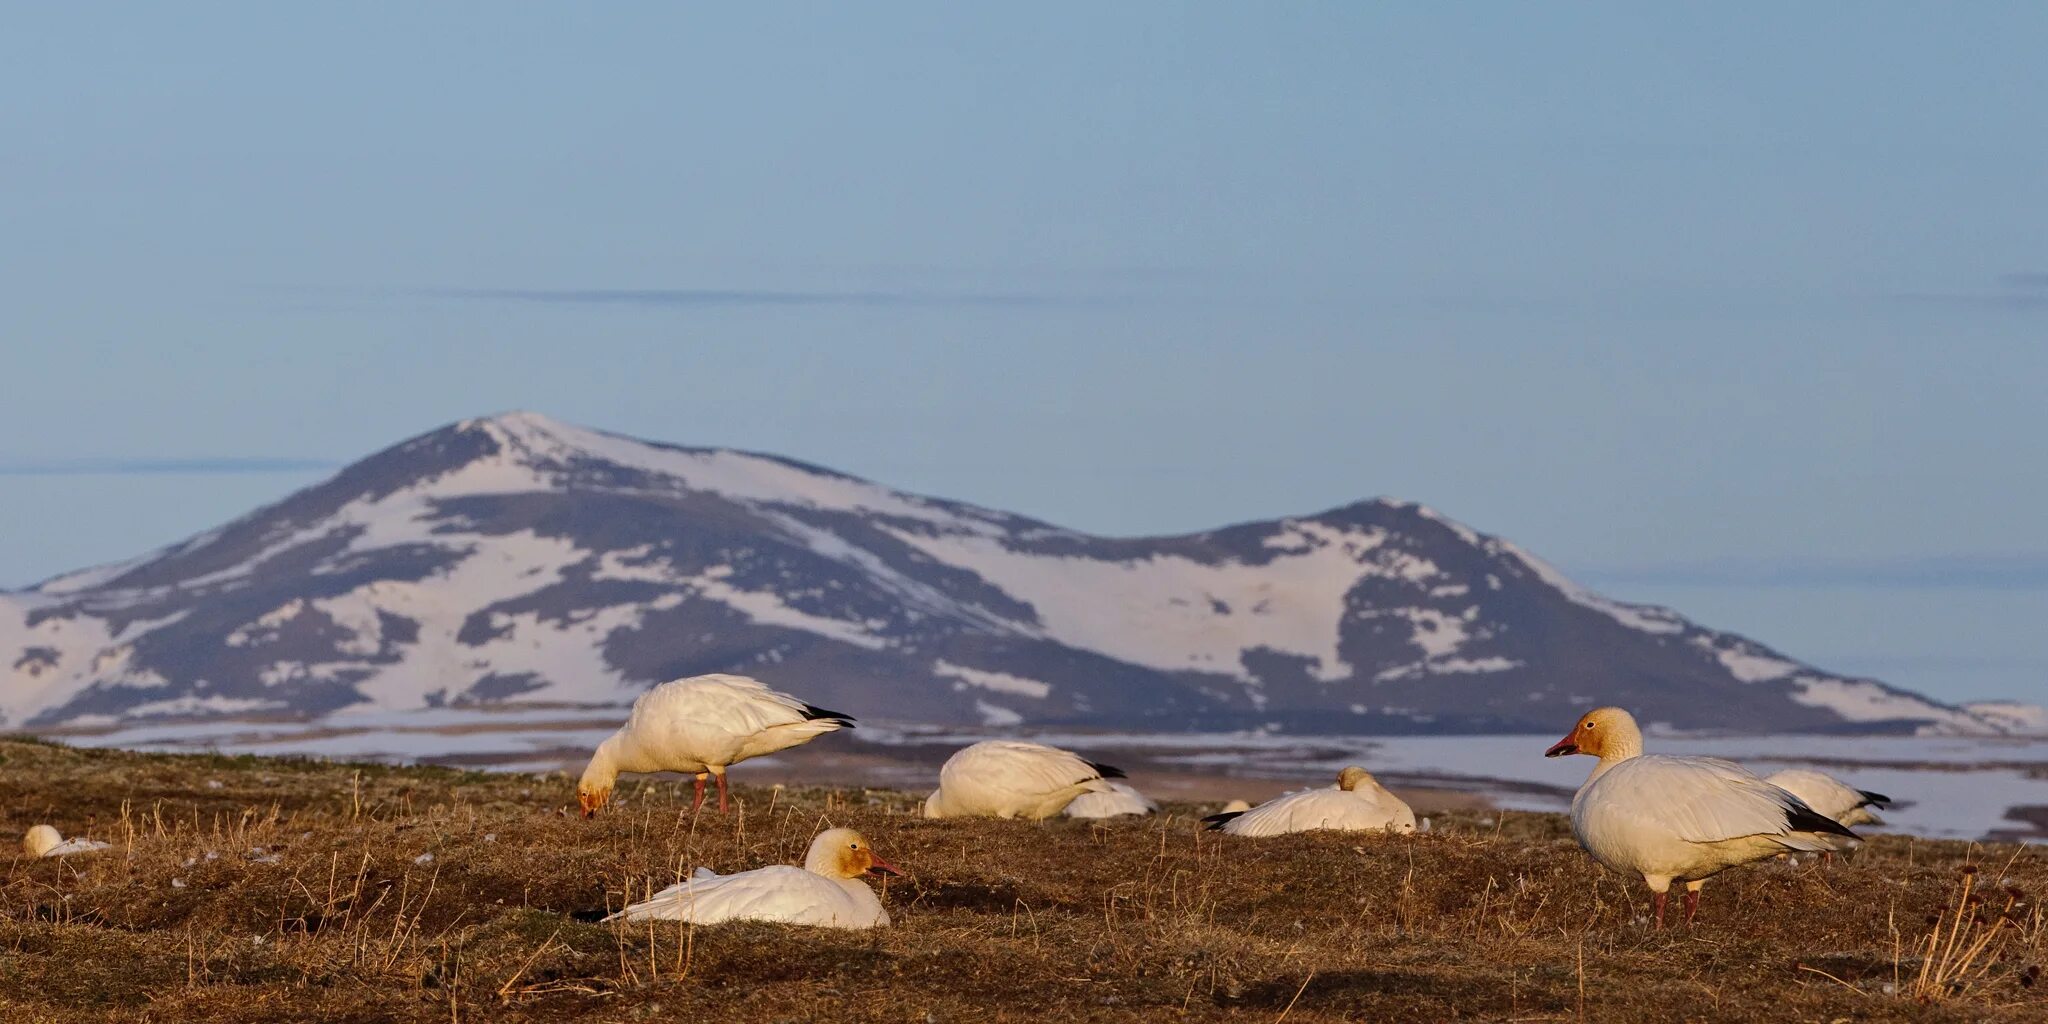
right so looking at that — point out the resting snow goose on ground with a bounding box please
[607,828,900,928]
[1764,769,1890,827]
[1200,766,1417,836]
[1063,780,1159,819]
[23,825,110,858]
[1545,707,1859,928]
[578,673,854,816]
[922,740,1125,820]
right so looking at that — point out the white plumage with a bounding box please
[607,828,898,929]
[1546,707,1859,928]
[23,825,110,858]
[578,673,853,815]
[1063,780,1159,819]
[921,740,1124,820]
[1764,769,1889,827]
[1202,767,1416,837]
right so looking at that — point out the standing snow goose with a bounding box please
[23,825,110,858]
[607,827,900,928]
[921,740,1125,819]
[1764,769,1890,828]
[578,673,854,816]
[1545,707,1859,928]
[1063,780,1159,819]
[1200,767,1417,836]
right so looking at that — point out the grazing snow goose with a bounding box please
[1200,766,1416,836]
[607,827,900,928]
[23,825,110,858]
[921,740,1125,820]
[1545,707,1858,928]
[577,673,853,816]
[1063,780,1159,819]
[1764,769,1890,827]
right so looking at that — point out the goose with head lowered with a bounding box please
[578,673,853,816]
[607,827,900,928]
[1201,766,1416,836]
[1763,768,1890,828]
[922,740,1125,820]
[1545,707,1858,928]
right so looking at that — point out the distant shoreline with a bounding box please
[24,708,2048,843]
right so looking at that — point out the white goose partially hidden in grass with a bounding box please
[577,673,853,816]
[921,740,1125,820]
[23,825,110,858]
[1545,707,1859,928]
[1200,767,1417,836]
[606,828,900,928]
[1063,780,1159,819]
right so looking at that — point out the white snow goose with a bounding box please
[921,740,1125,820]
[1063,780,1159,819]
[23,825,110,858]
[1200,766,1417,836]
[578,673,854,816]
[607,827,900,928]
[1545,707,1859,928]
[1763,768,1890,828]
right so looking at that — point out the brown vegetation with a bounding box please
[2,737,2043,1022]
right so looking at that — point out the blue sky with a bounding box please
[4,5,2046,705]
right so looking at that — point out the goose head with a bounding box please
[23,825,62,857]
[1336,766,1379,792]
[576,782,611,819]
[804,828,903,879]
[1544,706,1641,759]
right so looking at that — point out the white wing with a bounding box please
[1064,781,1158,818]
[944,740,1112,799]
[1216,787,1409,836]
[1593,756,1846,846]
[609,865,868,926]
[1764,769,1871,822]
[43,838,112,857]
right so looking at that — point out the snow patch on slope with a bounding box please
[1790,677,1987,732]
[0,594,118,726]
[1690,637,1802,683]
[476,412,1012,533]
[1492,540,1686,635]
[1961,701,2048,736]
[934,660,1053,699]
[890,520,1391,683]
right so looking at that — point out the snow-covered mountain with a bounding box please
[1,413,2026,734]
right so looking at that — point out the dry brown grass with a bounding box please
[2,736,2044,1023]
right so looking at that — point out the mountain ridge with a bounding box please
[2,412,2029,735]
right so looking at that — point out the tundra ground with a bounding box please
[1,738,2042,1023]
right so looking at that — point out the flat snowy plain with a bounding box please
[36,708,2048,842]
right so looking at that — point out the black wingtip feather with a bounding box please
[1858,790,1892,807]
[1088,760,1127,780]
[801,704,856,728]
[1200,811,1243,831]
[1786,801,1861,840]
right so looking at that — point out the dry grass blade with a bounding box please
[1273,970,1314,1022]
[1900,867,2015,1002]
